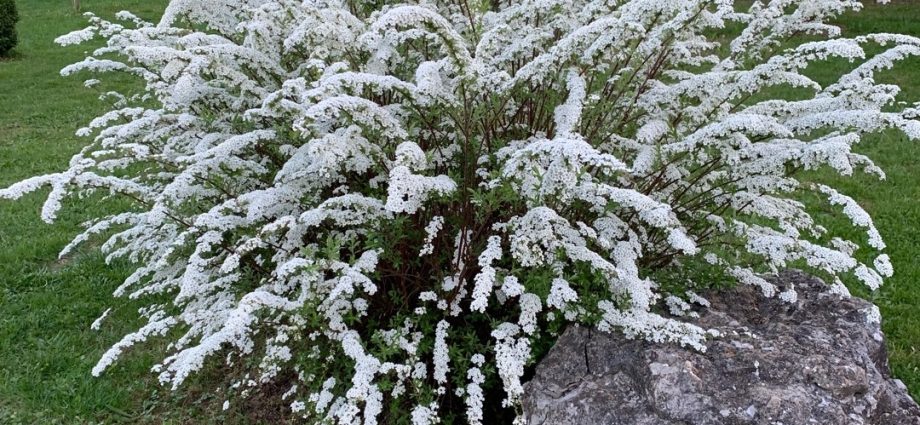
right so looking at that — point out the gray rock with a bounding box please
[522,271,920,425]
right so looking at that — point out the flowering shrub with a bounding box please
[3,0,919,422]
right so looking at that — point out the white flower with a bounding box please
[419,216,444,256]
[5,1,912,423]
[433,321,450,386]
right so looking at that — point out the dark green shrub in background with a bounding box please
[0,0,18,57]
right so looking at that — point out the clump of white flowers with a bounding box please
[3,0,917,422]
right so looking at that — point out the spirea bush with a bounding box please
[0,0,18,57]
[3,0,919,422]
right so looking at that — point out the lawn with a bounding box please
[0,1,918,424]
[0,1,192,424]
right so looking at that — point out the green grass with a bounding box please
[804,3,920,400]
[0,1,180,424]
[0,1,919,423]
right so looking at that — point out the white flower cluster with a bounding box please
[3,0,915,422]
